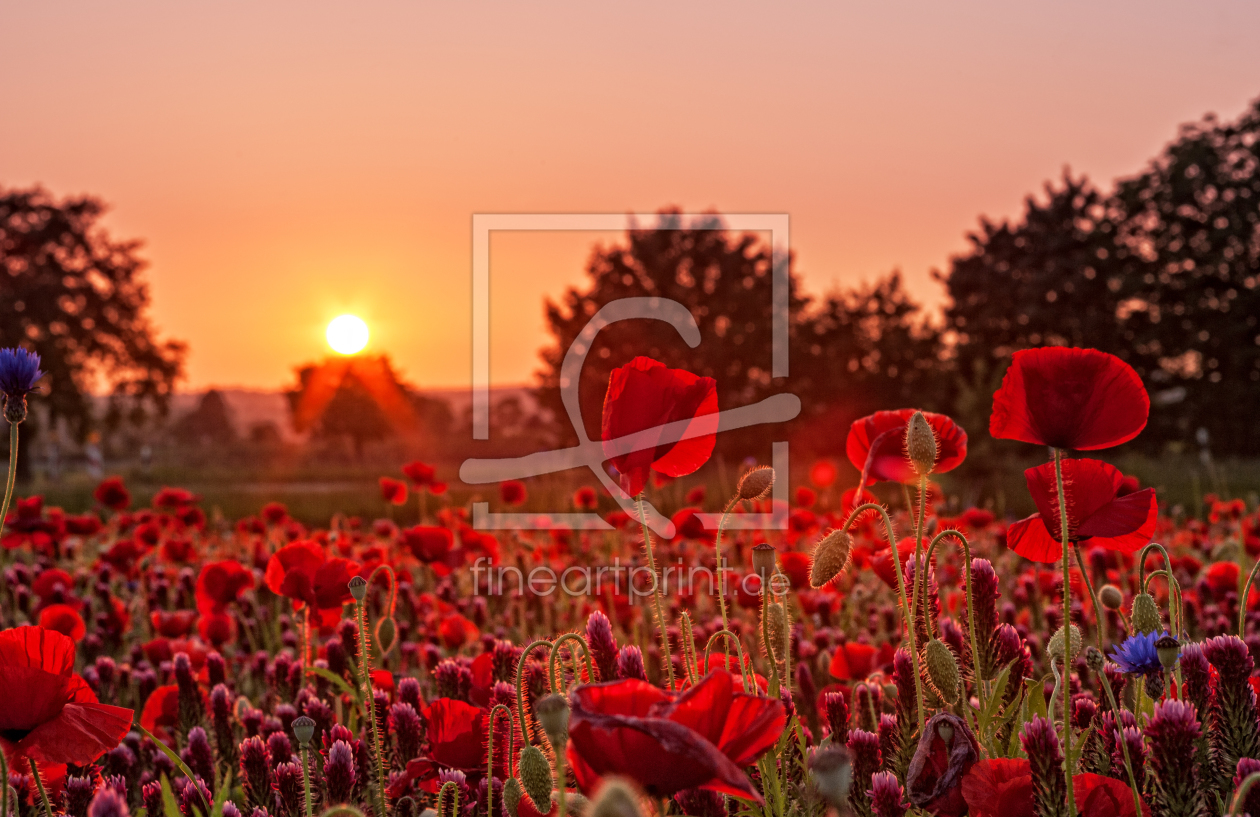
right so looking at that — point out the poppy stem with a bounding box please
[353,597,390,817]
[29,759,52,817]
[1052,448,1077,817]
[300,745,313,817]
[760,580,783,699]
[516,639,553,746]
[486,705,513,817]
[713,495,739,654]
[0,748,8,817]
[1095,660,1145,817]
[0,422,17,541]
[636,494,676,692]
[1070,546,1105,649]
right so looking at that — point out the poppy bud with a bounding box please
[535,694,570,748]
[737,466,775,501]
[589,779,643,817]
[924,639,961,704]
[289,715,314,747]
[1099,584,1124,610]
[1155,634,1180,671]
[348,575,368,601]
[810,529,852,588]
[1047,625,1081,667]
[752,543,777,582]
[809,744,852,808]
[375,615,398,656]
[519,744,553,810]
[905,411,937,476]
[1131,592,1161,634]
[1085,646,1106,673]
[765,602,787,661]
[502,778,523,817]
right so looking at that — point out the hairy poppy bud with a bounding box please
[765,602,787,661]
[905,411,937,476]
[1155,634,1180,671]
[752,543,777,582]
[589,779,642,817]
[291,715,315,747]
[810,529,852,588]
[1047,625,1081,666]
[1085,646,1106,673]
[1131,592,1161,634]
[924,639,961,704]
[1099,584,1124,610]
[737,466,775,501]
[375,615,398,656]
[535,694,570,748]
[502,778,523,817]
[809,744,852,808]
[348,575,368,601]
[519,744,553,810]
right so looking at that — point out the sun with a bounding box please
[326,314,369,355]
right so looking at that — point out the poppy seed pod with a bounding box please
[1131,592,1161,634]
[905,411,937,476]
[924,639,961,704]
[808,744,853,808]
[810,529,852,588]
[589,779,643,817]
[291,715,315,746]
[535,693,570,748]
[752,543,777,582]
[1155,634,1180,671]
[348,575,368,601]
[737,465,775,501]
[502,778,523,817]
[519,744,553,810]
[1099,584,1124,610]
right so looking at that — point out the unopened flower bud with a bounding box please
[752,543,777,583]
[1047,625,1081,666]
[1155,634,1180,671]
[375,615,398,656]
[589,779,643,817]
[535,694,570,748]
[810,530,852,588]
[765,602,787,661]
[502,778,523,817]
[291,715,315,747]
[1099,584,1124,610]
[1085,646,1106,673]
[1131,593,1161,634]
[905,411,937,476]
[348,575,368,601]
[924,639,961,704]
[519,744,553,810]
[809,744,852,808]
[737,466,775,501]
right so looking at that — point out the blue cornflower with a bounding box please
[0,347,43,399]
[1111,630,1168,676]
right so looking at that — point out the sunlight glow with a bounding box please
[326,314,369,355]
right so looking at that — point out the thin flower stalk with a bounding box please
[30,759,53,817]
[637,494,676,691]
[922,529,986,718]
[516,639,553,744]
[352,591,389,817]
[548,633,594,692]
[486,704,513,817]
[1051,448,1077,816]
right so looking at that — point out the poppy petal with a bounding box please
[20,702,133,765]
[1007,515,1062,563]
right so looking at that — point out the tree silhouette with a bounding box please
[171,389,236,447]
[0,186,186,437]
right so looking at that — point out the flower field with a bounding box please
[4,344,1260,817]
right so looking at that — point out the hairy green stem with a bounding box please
[923,529,985,717]
[548,633,594,692]
[486,705,513,817]
[29,759,53,817]
[354,599,389,817]
[1052,449,1076,817]
[516,639,553,746]
[703,629,752,692]
[713,496,739,654]
[301,745,313,817]
[1096,662,1145,817]
[0,423,17,541]
[637,494,675,691]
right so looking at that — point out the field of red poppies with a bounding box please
[3,345,1260,817]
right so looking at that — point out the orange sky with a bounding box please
[3,2,1259,391]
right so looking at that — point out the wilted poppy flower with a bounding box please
[402,461,447,494]
[195,561,256,614]
[906,712,980,817]
[92,478,131,511]
[264,541,360,626]
[601,357,718,498]
[500,480,527,506]
[566,670,785,801]
[846,410,967,485]
[37,605,86,642]
[989,347,1149,451]
[1006,458,1157,563]
[380,477,408,506]
[961,758,1034,817]
[0,626,132,766]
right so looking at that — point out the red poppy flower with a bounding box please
[670,508,714,543]
[198,612,236,647]
[31,569,77,606]
[195,560,256,615]
[402,461,447,495]
[829,642,878,681]
[93,477,131,511]
[152,487,198,510]
[438,613,479,650]
[795,487,817,508]
[151,610,199,638]
[386,698,507,796]
[0,626,132,766]
[64,514,102,536]
[573,486,598,510]
[264,541,360,625]
[810,460,838,488]
[846,409,967,485]
[989,347,1149,451]
[601,357,718,498]
[37,605,86,642]
[160,538,196,563]
[779,551,811,590]
[871,540,913,589]
[261,502,289,525]
[1007,459,1157,563]
[500,480,527,506]
[566,670,785,801]
[97,539,149,577]
[380,477,408,506]
[401,526,454,564]
[1074,773,1149,817]
[139,685,180,742]
[1205,561,1241,596]
[961,758,1034,817]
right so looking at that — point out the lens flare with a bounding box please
[326,315,369,355]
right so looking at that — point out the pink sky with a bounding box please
[3,2,1259,390]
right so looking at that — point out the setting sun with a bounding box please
[326,314,369,355]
